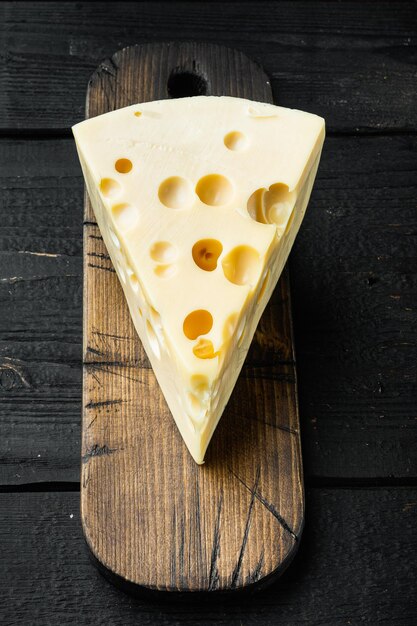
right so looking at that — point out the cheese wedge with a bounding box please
[73,96,325,464]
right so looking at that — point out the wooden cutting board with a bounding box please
[81,42,304,596]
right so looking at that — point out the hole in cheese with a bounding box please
[192,239,223,272]
[108,228,121,249]
[146,320,161,359]
[116,261,126,284]
[150,306,161,326]
[111,203,139,230]
[195,174,234,207]
[158,176,194,210]
[247,188,267,224]
[154,264,177,279]
[150,241,178,263]
[257,270,270,304]
[149,307,165,347]
[193,338,218,360]
[224,131,248,151]
[223,313,238,343]
[100,178,121,198]
[247,105,279,119]
[129,272,140,293]
[115,158,133,174]
[186,392,205,418]
[183,310,213,341]
[190,374,209,397]
[247,183,296,233]
[222,245,261,286]
[267,183,296,231]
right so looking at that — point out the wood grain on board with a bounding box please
[81,42,303,593]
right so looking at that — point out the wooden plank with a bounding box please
[292,132,417,479]
[0,134,416,484]
[1,2,416,132]
[80,42,303,593]
[0,139,83,484]
[0,488,416,624]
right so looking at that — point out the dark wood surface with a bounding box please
[1,2,416,132]
[1,489,416,624]
[81,41,303,593]
[0,0,416,622]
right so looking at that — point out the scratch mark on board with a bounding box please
[86,346,104,357]
[230,466,261,588]
[208,491,223,591]
[93,329,130,342]
[230,467,298,541]
[87,263,115,273]
[82,444,117,464]
[85,399,123,410]
[87,252,111,261]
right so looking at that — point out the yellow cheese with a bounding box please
[73,96,325,464]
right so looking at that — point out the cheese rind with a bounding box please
[73,96,325,463]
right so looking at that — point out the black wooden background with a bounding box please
[0,2,416,624]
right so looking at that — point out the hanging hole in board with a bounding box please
[167,69,209,98]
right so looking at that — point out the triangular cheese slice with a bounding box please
[73,96,325,464]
